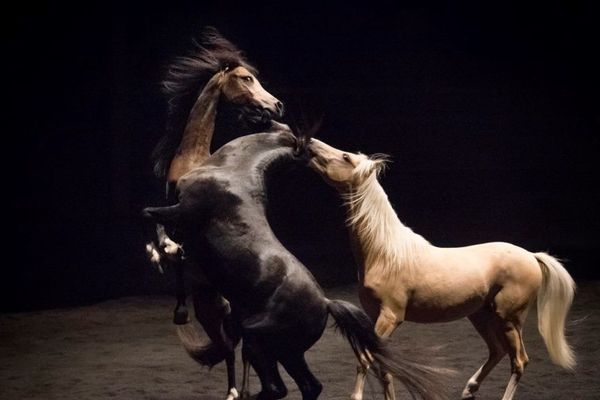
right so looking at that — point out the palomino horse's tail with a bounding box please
[534,252,576,369]
[176,324,227,368]
[326,299,451,400]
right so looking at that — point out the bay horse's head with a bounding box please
[153,27,284,178]
[306,138,389,191]
[218,65,283,123]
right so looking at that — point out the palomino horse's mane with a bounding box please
[152,26,258,178]
[344,159,430,275]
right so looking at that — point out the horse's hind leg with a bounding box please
[243,340,287,400]
[240,346,251,399]
[280,353,323,400]
[499,320,529,400]
[225,351,239,400]
[192,285,241,399]
[461,310,507,400]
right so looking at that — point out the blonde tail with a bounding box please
[534,252,576,369]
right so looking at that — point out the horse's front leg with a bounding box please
[350,287,378,400]
[350,307,403,400]
[144,223,183,273]
[350,354,370,400]
[156,224,183,259]
[374,307,402,400]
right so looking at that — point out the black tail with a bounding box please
[326,299,451,400]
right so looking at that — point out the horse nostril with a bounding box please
[275,101,284,115]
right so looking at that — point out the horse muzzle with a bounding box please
[262,100,284,120]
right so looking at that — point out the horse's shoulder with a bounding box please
[176,170,233,199]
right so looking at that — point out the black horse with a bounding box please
[143,127,448,400]
[147,27,285,399]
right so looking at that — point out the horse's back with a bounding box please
[401,242,542,322]
[444,242,543,309]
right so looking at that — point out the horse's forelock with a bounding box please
[196,27,258,75]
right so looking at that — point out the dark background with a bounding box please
[4,1,599,312]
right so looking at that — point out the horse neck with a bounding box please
[167,73,222,183]
[343,174,429,278]
[250,145,295,188]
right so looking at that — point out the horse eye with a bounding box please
[241,76,253,83]
[343,154,351,163]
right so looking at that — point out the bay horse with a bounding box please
[306,138,576,400]
[143,129,450,400]
[146,26,284,400]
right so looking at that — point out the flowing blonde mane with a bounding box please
[344,160,430,275]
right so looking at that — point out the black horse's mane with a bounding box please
[152,26,258,178]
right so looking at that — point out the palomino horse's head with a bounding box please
[219,66,284,123]
[307,138,388,190]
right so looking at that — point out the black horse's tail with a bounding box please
[326,299,451,400]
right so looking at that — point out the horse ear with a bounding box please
[370,153,391,175]
[304,115,323,140]
[290,112,323,157]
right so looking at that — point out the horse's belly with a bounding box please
[404,290,487,323]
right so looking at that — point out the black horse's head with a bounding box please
[290,116,323,161]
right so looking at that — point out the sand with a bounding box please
[1,282,598,399]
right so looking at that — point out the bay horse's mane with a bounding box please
[152,26,259,178]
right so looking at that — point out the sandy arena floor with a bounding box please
[1,282,598,399]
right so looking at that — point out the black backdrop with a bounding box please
[5,2,599,312]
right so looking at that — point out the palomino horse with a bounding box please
[146,27,283,400]
[143,129,450,400]
[306,138,576,400]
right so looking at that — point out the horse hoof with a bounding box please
[226,388,240,400]
[173,308,189,325]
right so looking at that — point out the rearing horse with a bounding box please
[306,138,576,400]
[146,27,283,400]
[143,129,450,400]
